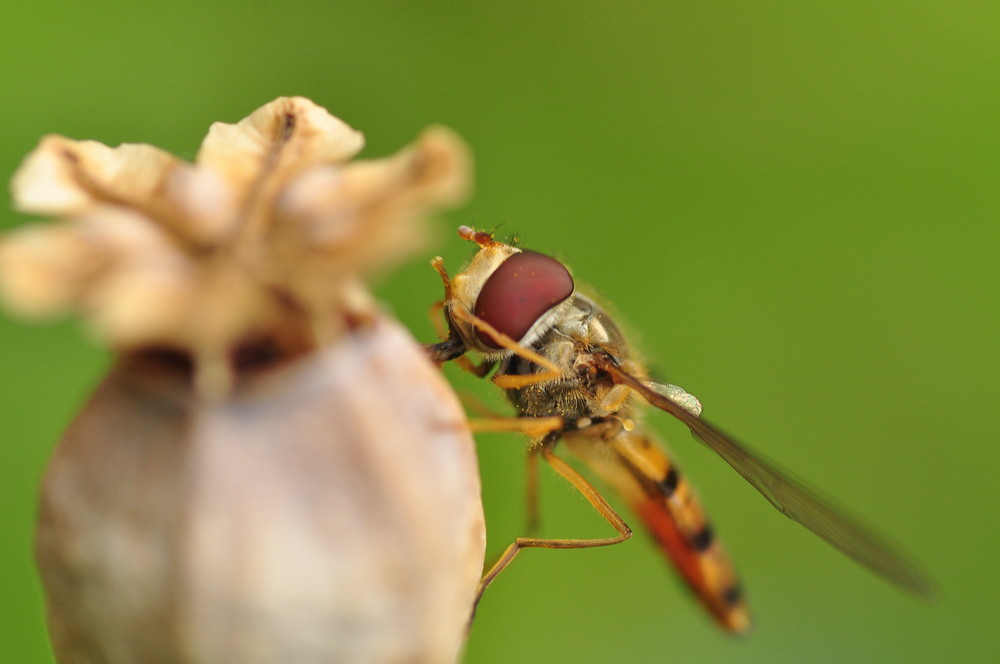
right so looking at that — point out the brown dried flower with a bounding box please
[3,97,485,664]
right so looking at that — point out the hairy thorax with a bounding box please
[499,294,632,423]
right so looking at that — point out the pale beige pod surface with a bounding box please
[1,97,485,664]
[37,317,484,664]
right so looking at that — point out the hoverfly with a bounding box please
[427,225,932,633]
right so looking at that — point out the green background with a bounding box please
[2,2,997,662]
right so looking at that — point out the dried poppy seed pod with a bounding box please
[38,317,483,664]
[2,97,485,664]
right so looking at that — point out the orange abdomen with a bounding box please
[565,427,751,634]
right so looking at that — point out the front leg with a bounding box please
[448,306,564,389]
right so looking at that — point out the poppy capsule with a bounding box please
[36,316,485,664]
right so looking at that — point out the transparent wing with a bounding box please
[601,359,934,597]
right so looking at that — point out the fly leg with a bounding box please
[525,445,541,534]
[427,298,486,376]
[466,414,565,439]
[427,298,448,341]
[454,395,553,535]
[448,305,563,389]
[426,257,485,376]
[471,434,633,624]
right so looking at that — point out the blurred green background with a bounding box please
[1,2,997,662]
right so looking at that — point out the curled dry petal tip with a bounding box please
[197,96,366,189]
[416,126,474,201]
[0,225,95,318]
[11,137,181,216]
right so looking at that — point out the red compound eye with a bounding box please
[473,250,574,349]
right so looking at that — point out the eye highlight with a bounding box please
[473,250,574,348]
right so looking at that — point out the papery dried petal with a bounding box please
[0,225,99,317]
[74,206,177,257]
[12,136,180,216]
[163,166,239,244]
[197,96,365,191]
[280,126,470,250]
[273,127,471,318]
[88,263,271,353]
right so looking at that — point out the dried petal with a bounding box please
[274,127,472,317]
[0,225,98,317]
[197,96,365,191]
[12,136,181,216]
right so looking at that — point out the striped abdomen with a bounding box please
[563,427,751,634]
